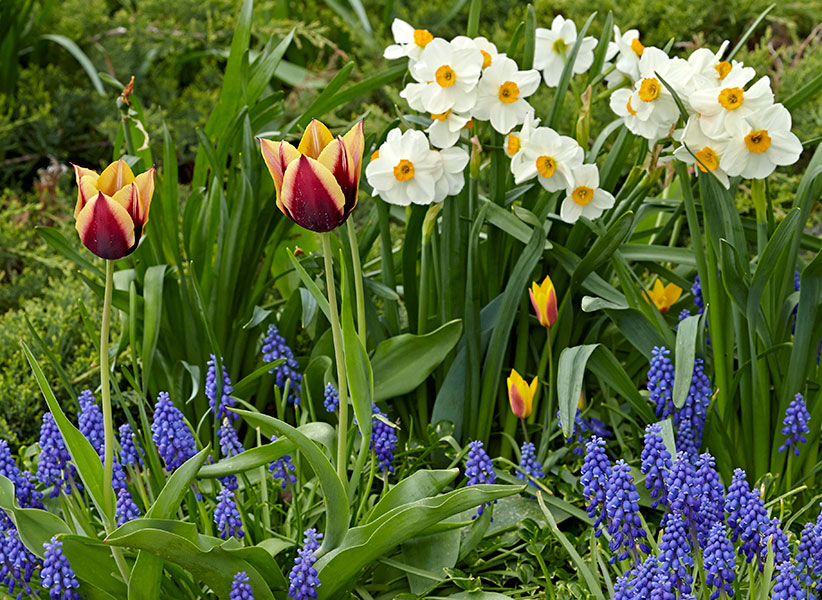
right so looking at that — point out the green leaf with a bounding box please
[572,212,634,286]
[673,314,701,409]
[288,250,331,322]
[36,226,104,278]
[40,34,105,94]
[402,527,460,595]
[141,265,167,393]
[341,252,373,439]
[368,469,460,523]
[588,346,656,424]
[0,475,70,558]
[60,535,128,598]
[557,345,599,438]
[199,438,297,478]
[727,4,775,60]
[248,30,294,105]
[233,410,348,554]
[146,446,210,519]
[232,359,286,399]
[546,12,596,128]
[371,320,463,402]
[658,418,677,458]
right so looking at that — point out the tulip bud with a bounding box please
[529,274,558,328]
[259,119,364,232]
[644,280,682,314]
[73,159,155,260]
[508,369,537,419]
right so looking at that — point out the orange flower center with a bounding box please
[631,38,645,56]
[498,81,520,104]
[718,87,744,110]
[638,77,661,102]
[430,110,451,122]
[744,130,771,154]
[506,134,521,156]
[393,159,415,181]
[435,65,456,87]
[572,185,594,206]
[715,61,731,80]
[481,50,493,68]
[536,155,556,178]
[695,146,719,172]
[463,119,474,129]
[370,149,380,161]
[413,29,433,48]
[626,95,637,116]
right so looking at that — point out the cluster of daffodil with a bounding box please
[607,34,802,184]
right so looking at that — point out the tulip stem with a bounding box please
[346,218,367,347]
[321,233,349,484]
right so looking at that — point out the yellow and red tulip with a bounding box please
[529,274,558,328]
[508,368,537,419]
[73,159,155,260]
[259,119,364,233]
[644,280,683,314]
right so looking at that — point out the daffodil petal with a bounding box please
[298,119,334,159]
[280,155,346,232]
[97,159,136,196]
[75,192,136,260]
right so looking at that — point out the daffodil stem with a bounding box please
[321,233,349,485]
[346,218,367,347]
[100,260,131,581]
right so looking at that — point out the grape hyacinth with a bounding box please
[0,527,39,598]
[0,440,42,509]
[581,436,611,534]
[795,521,818,589]
[692,275,704,314]
[605,459,649,562]
[323,383,339,413]
[647,346,674,419]
[657,511,694,594]
[41,537,80,600]
[465,440,496,518]
[214,486,244,539]
[37,412,74,497]
[667,452,700,528]
[262,324,302,406]
[640,423,672,508]
[615,556,657,600]
[230,571,255,600]
[725,469,750,542]
[694,453,725,546]
[78,389,105,456]
[118,423,143,467]
[151,392,197,472]
[773,560,805,600]
[677,357,712,457]
[704,522,735,600]
[778,393,810,455]
[517,441,544,483]
[111,458,128,492]
[371,404,398,474]
[116,487,141,526]
[762,517,790,565]
[737,487,768,563]
[558,409,611,455]
[288,528,322,600]
[206,355,237,422]
[269,435,297,490]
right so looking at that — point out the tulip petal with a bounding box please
[260,139,300,206]
[97,159,136,196]
[75,175,100,219]
[298,120,334,159]
[318,137,357,213]
[280,155,346,232]
[342,120,365,189]
[75,192,136,260]
[112,183,143,231]
[134,167,155,225]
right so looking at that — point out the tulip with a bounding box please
[644,280,683,314]
[529,274,558,328]
[508,369,537,419]
[259,119,364,232]
[73,159,155,260]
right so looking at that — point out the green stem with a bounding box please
[537,328,554,463]
[346,219,367,347]
[258,427,271,532]
[375,200,399,334]
[321,234,350,484]
[528,334,551,425]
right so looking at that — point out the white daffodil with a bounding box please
[472,56,541,134]
[689,72,774,138]
[505,111,540,175]
[610,25,645,82]
[426,110,472,149]
[434,146,470,201]
[401,38,483,114]
[383,19,434,64]
[452,35,504,69]
[721,104,803,179]
[609,47,685,142]
[366,128,442,206]
[512,126,584,192]
[560,164,615,223]
[534,15,598,87]
[673,117,731,188]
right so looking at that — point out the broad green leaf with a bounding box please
[558,345,598,438]
[61,535,128,598]
[141,265,167,393]
[128,552,163,600]
[368,469,460,523]
[233,410,348,554]
[658,418,677,458]
[572,212,634,286]
[288,250,331,322]
[673,314,701,409]
[372,320,463,402]
[0,475,70,558]
[450,593,512,600]
[199,438,297,477]
[146,446,210,518]
[402,527,460,595]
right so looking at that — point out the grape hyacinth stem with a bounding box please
[321,233,349,484]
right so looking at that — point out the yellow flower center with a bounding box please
[744,129,771,154]
[695,147,719,172]
[370,149,380,161]
[498,81,520,104]
[430,110,451,122]
[553,39,567,54]
[481,50,493,68]
[413,29,433,48]
[393,159,415,181]
[572,185,594,206]
[536,155,556,178]
[718,87,744,110]
[626,95,637,116]
[506,133,521,156]
[715,61,731,80]
[435,65,456,87]
[638,77,661,102]
[631,38,645,57]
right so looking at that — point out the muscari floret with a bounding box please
[288,528,323,600]
[640,423,672,508]
[605,459,649,562]
[262,324,303,406]
[778,393,810,456]
[118,422,144,467]
[206,354,237,422]
[151,392,197,472]
[214,486,244,539]
[581,436,611,535]
[230,571,255,600]
[41,537,81,600]
[37,412,75,497]
[465,440,496,518]
[704,521,735,600]
[517,441,544,484]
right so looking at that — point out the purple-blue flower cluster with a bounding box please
[658,511,693,594]
[230,571,255,600]
[118,423,143,467]
[116,487,141,526]
[465,440,496,518]
[704,522,735,600]
[288,528,322,600]
[0,440,42,509]
[517,441,543,483]
[214,486,244,539]
[558,409,611,455]
[640,423,671,508]
[37,412,74,497]
[41,537,80,600]
[262,324,302,406]
[647,346,674,419]
[78,389,104,456]
[323,383,339,413]
[605,459,649,562]
[370,404,398,474]
[269,435,297,490]
[151,392,197,472]
[207,355,237,422]
[779,393,810,455]
[581,436,611,533]
[0,526,39,598]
